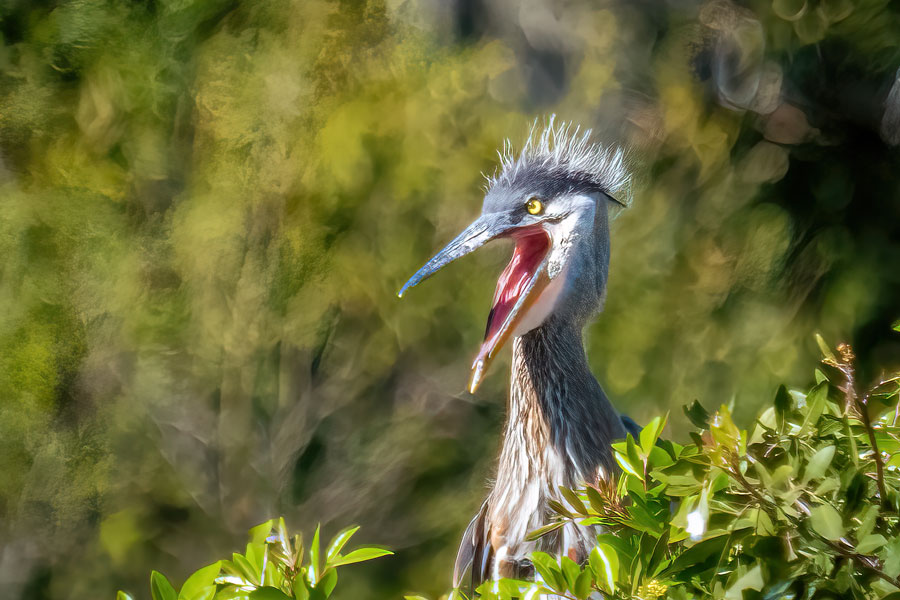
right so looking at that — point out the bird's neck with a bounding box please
[504,314,624,481]
[485,314,625,561]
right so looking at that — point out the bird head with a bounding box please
[399,117,630,393]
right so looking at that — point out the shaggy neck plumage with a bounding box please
[510,314,622,477]
[486,313,624,563]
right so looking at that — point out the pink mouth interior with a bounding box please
[483,228,551,345]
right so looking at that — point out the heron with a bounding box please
[399,117,635,589]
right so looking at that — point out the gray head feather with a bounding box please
[486,115,631,204]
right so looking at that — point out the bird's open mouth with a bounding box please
[470,227,552,392]
[398,217,555,393]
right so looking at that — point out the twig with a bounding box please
[827,343,890,510]
[822,538,900,589]
[727,453,900,589]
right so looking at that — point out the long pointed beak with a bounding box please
[399,213,554,395]
[398,215,509,298]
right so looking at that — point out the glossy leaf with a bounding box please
[640,414,668,455]
[317,568,338,598]
[530,552,565,592]
[325,526,360,564]
[559,486,588,515]
[248,588,293,600]
[614,451,644,480]
[178,561,222,600]
[328,547,393,567]
[589,544,618,594]
[309,525,322,585]
[150,571,177,600]
[524,520,565,541]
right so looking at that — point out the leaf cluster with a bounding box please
[118,519,392,600]
[458,337,900,599]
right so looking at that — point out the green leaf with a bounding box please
[573,569,592,600]
[559,487,588,515]
[325,526,360,564]
[800,382,828,436]
[725,564,764,599]
[292,534,304,570]
[309,525,322,584]
[117,592,135,600]
[595,534,635,566]
[232,553,260,586]
[892,319,900,333]
[809,504,844,541]
[774,384,791,428]
[802,445,835,484]
[292,576,310,600]
[683,400,710,429]
[531,552,565,592]
[214,587,254,600]
[589,544,618,594]
[585,486,606,513]
[559,556,581,591]
[648,445,674,468]
[178,561,222,600]
[614,450,644,481]
[815,333,836,362]
[276,518,290,554]
[857,534,888,554]
[546,499,575,519]
[666,535,728,574]
[525,521,565,541]
[328,547,393,567]
[626,433,642,464]
[881,537,900,578]
[151,571,177,600]
[248,588,293,600]
[245,543,266,580]
[404,597,431,600]
[858,505,880,540]
[249,520,275,546]
[640,414,668,455]
[317,568,337,598]
[497,579,545,598]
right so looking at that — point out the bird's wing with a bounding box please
[620,414,642,438]
[453,499,493,590]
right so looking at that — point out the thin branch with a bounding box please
[822,537,900,589]
[827,343,891,510]
[727,453,900,590]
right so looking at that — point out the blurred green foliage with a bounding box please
[0,0,898,599]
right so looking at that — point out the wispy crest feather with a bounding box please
[486,115,631,203]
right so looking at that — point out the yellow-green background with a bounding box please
[1,0,898,598]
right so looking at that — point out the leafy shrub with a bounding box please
[455,336,900,599]
[118,518,391,600]
[124,334,900,600]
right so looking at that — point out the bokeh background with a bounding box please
[1,0,899,598]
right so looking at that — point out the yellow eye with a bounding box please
[525,197,543,215]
